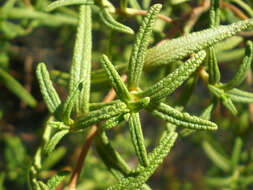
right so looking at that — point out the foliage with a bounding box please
[1,0,253,190]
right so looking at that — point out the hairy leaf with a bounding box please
[128,113,149,167]
[69,5,92,115]
[42,147,66,170]
[145,19,253,67]
[221,41,253,90]
[208,46,220,84]
[43,130,68,155]
[106,131,177,190]
[138,51,206,102]
[221,96,238,115]
[208,85,238,115]
[180,101,216,137]
[59,81,84,125]
[149,103,218,130]
[47,171,69,190]
[102,114,125,131]
[99,7,134,35]
[102,54,132,102]
[128,4,162,89]
[228,88,253,103]
[38,181,49,190]
[73,102,129,131]
[214,36,243,52]
[209,0,220,28]
[36,63,61,114]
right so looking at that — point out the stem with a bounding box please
[231,0,253,17]
[67,125,98,190]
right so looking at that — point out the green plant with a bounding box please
[1,0,253,190]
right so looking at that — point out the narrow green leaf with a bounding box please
[221,96,238,115]
[216,48,245,63]
[102,114,125,131]
[47,171,69,190]
[128,0,141,10]
[42,146,66,170]
[221,41,253,90]
[50,70,69,87]
[146,131,177,167]
[7,8,78,26]
[145,19,253,67]
[95,132,132,177]
[73,102,129,131]
[43,130,68,155]
[205,176,233,186]
[59,81,84,125]
[180,101,216,137]
[214,36,243,52]
[69,5,92,115]
[149,103,218,130]
[99,7,134,35]
[128,4,162,89]
[0,68,37,107]
[45,0,93,12]
[208,85,238,115]
[208,46,220,84]
[231,137,243,171]
[138,51,206,102]
[34,148,42,170]
[200,101,217,120]
[38,181,49,190]
[142,0,151,9]
[202,141,231,172]
[102,54,132,102]
[128,113,149,167]
[228,88,253,103]
[36,63,61,114]
[209,0,220,28]
[106,131,177,190]
[208,0,221,84]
